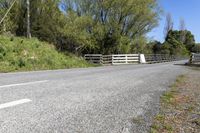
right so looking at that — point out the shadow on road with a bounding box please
[173,60,200,67]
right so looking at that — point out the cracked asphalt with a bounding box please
[0,61,188,133]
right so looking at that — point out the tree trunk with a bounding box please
[27,0,31,38]
[3,22,6,32]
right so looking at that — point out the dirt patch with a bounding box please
[150,68,200,133]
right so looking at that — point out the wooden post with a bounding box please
[125,55,128,64]
[189,53,194,64]
[112,55,114,65]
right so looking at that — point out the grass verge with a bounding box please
[0,35,94,72]
[150,68,200,133]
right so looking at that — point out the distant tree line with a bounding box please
[0,0,199,55]
[150,13,199,56]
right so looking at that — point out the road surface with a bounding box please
[0,61,188,133]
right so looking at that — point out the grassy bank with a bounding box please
[150,68,200,133]
[0,36,93,72]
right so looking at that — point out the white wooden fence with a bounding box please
[112,54,140,65]
[84,54,140,65]
[85,54,183,65]
[190,53,200,63]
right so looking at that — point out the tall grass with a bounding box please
[0,35,93,72]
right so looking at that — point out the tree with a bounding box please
[62,0,160,54]
[30,0,64,43]
[192,44,200,53]
[151,41,162,54]
[179,18,186,31]
[164,13,173,39]
[184,30,195,52]
[7,0,65,42]
[163,30,195,55]
[0,0,31,38]
[179,18,186,43]
[1,0,161,55]
[0,0,17,33]
[57,12,97,54]
[26,0,31,38]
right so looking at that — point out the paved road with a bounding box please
[0,61,188,133]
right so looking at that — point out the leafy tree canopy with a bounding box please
[163,30,195,55]
[1,0,161,54]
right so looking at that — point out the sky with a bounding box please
[148,0,200,43]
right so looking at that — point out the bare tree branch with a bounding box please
[164,13,173,39]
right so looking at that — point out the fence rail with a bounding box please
[190,53,200,64]
[111,54,139,65]
[85,54,184,65]
[145,54,176,63]
[84,54,140,65]
[102,55,112,64]
[84,54,102,64]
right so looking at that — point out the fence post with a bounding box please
[139,54,146,64]
[100,55,103,64]
[112,55,114,65]
[125,55,128,64]
[189,53,194,64]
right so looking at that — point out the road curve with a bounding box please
[0,61,188,133]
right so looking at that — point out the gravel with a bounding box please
[0,61,188,133]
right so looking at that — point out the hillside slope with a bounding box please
[0,36,92,72]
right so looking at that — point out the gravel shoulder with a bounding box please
[150,66,200,133]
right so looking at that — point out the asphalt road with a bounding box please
[0,61,188,133]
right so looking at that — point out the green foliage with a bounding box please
[58,12,97,53]
[192,44,200,53]
[163,30,191,56]
[148,29,196,56]
[184,31,195,52]
[0,0,17,33]
[148,41,162,54]
[0,35,92,72]
[131,36,153,54]
[1,0,198,58]
[1,0,161,55]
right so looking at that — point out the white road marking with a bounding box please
[0,99,32,109]
[0,80,48,89]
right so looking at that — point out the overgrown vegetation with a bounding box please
[1,0,161,55]
[150,71,200,133]
[1,0,198,56]
[0,35,92,72]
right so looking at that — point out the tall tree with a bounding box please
[62,0,160,54]
[163,30,195,55]
[164,13,173,39]
[1,0,161,55]
[179,18,186,31]
[179,18,186,43]
[6,0,64,41]
[184,30,195,52]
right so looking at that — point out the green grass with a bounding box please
[160,75,185,105]
[0,35,93,72]
[150,75,186,133]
